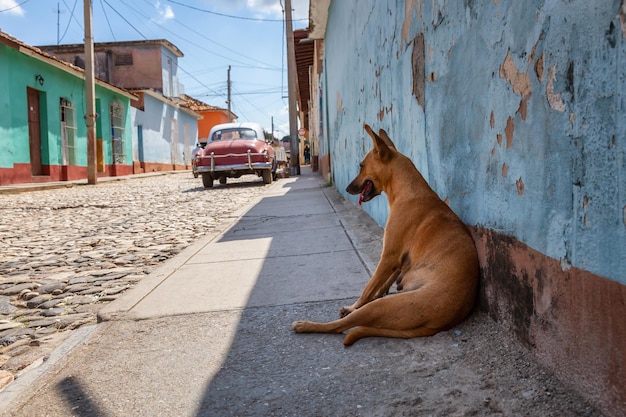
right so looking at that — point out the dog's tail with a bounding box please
[343,326,439,346]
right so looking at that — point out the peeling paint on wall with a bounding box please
[336,92,343,115]
[378,104,394,121]
[546,65,565,112]
[402,0,423,41]
[505,116,514,148]
[499,49,531,98]
[516,99,527,121]
[516,177,524,196]
[323,0,625,285]
[534,52,544,82]
[411,32,425,109]
[619,0,626,38]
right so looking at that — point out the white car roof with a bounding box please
[208,122,265,141]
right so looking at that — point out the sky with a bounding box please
[0,0,310,138]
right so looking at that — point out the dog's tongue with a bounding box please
[358,182,372,206]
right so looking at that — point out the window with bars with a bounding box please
[110,103,125,164]
[60,98,77,165]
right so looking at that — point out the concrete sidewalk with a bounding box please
[1,167,383,416]
[0,168,602,417]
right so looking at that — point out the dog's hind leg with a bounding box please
[293,290,442,344]
[342,326,438,346]
[293,300,383,335]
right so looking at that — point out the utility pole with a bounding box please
[57,3,60,45]
[84,0,97,184]
[271,116,274,141]
[284,0,300,175]
[227,65,232,123]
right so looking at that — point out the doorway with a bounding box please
[137,125,144,163]
[27,87,42,176]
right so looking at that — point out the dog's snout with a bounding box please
[346,180,360,195]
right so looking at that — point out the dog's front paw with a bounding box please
[339,306,355,318]
[291,321,308,333]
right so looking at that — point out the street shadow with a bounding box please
[55,376,107,417]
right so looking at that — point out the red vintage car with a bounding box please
[194,122,276,188]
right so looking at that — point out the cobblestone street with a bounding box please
[0,172,271,389]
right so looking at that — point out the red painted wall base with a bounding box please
[471,227,626,417]
[0,163,137,185]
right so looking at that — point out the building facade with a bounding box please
[0,31,134,185]
[40,40,201,173]
[181,94,236,144]
[307,1,626,416]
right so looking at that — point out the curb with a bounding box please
[0,171,190,195]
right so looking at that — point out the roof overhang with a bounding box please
[294,29,314,118]
[38,39,184,58]
[308,0,331,39]
[133,89,202,119]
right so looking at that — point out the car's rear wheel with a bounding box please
[262,169,272,184]
[219,176,227,185]
[202,173,214,188]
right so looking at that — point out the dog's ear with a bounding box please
[378,129,397,149]
[364,124,393,161]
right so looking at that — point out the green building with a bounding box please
[0,31,135,185]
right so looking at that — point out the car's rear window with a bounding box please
[211,128,258,141]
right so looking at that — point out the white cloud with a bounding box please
[246,0,282,18]
[155,1,174,22]
[162,5,175,19]
[0,0,25,16]
[204,0,308,22]
[246,0,309,21]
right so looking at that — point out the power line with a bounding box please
[230,101,250,121]
[101,0,147,39]
[54,0,286,82]
[230,64,283,72]
[98,0,116,41]
[0,0,30,13]
[11,0,290,125]
[166,0,307,23]
[231,88,283,95]
[178,65,225,99]
[122,0,282,71]
[58,0,82,41]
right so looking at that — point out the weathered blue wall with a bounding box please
[324,0,625,285]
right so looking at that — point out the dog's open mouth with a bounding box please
[358,180,374,206]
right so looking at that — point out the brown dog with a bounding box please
[292,124,479,346]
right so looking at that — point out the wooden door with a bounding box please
[27,88,42,176]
